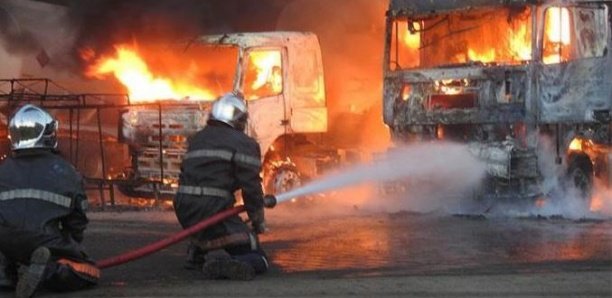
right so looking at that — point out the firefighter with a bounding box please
[174,93,269,281]
[0,104,99,298]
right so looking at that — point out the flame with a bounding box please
[546,7,571,44]
[247,50,282,97]
[468,48,496,63]
[543,7,571,64]
[402,22,421,49]
[87,45,215,102]
[401,84,412,101]
[568,138,583,151]
[508,22,532,61]
[590,182,612,214]
[467,22,531,63]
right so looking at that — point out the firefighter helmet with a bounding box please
[8,104,58,151]
[209,93,248,131]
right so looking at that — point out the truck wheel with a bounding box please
[265,164,302,195]
[566,157,593,205]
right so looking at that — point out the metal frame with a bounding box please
[0,78,177,208]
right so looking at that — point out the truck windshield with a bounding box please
[389,7,532,70]
[174,44,239,100]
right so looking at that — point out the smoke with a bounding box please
[0,6,40,54]
[276,0,390,152]
[0,0,289,75]
[0,0,82,77]
[486,136,610,219]
[272,142,487,220]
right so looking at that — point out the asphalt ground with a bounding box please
[2,201,609,298]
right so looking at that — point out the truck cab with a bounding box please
[118,32,335,197]
[383,0,611,204]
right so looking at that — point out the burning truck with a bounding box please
[88,32,342,198]
[384,0,611,205]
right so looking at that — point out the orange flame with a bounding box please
[247,50,283,97]
[468,48,496,63]
[568,138,583,152]
[467,22,531,63]
[543,7,571,64]
[590,183,612,214]
[87,45,215,102]
[508,22,532,61]
[402,22,421,49]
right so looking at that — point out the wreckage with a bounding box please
[114,32,339,197]
[384,0,611,202]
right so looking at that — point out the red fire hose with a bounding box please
[96,205,246,269]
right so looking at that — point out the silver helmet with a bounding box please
[209,93,248,131]
[8,104,58,151]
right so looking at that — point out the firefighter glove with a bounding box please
[249,208,267,234]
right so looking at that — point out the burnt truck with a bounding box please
[384,0,611,203]
[117,32,340,198]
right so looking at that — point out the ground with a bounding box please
[3,201,609,298]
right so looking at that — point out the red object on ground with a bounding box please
[96,205,246,269]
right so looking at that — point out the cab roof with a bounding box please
[195,32,318,48]
[389,0,608,16]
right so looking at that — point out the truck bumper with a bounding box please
[468,141,541,200]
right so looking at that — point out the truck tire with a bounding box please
[566,156,593,205]
[264,163,302,196]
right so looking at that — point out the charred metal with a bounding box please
[384,0,612,201]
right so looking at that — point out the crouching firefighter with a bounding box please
[0,105,99,298]
[174,93,269,281]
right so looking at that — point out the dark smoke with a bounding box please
[0,0,292,71]
[66,0,289,59]
[0,6,40,54]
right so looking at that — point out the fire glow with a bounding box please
[87,45,215,102]
[398,6,570,66]
[543,7,571,64]
[87,44,284,102]
[249,51,282,92]
[244,50,283,100]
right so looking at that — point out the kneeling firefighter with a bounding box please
[0,104,99,298]
[174,93,269,280]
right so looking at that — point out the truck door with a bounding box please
[242,47,287,152]
[537,5,610,122]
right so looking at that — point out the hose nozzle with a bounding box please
[263,194,277,208]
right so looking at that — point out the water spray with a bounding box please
[96,143,485,269]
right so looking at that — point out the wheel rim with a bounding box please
[273,169,301,194]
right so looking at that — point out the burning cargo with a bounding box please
[384,0,611,206]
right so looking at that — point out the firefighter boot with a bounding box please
[16,247,51,298]
[0,251,15,288]
[184,243,205,270]
[202,250,255,281]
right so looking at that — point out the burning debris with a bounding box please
[384,0,611,211]
[0,0,608,215]
[93,32,336,199]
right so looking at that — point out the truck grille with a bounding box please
[121,104,211,189]
[121,106,209,148]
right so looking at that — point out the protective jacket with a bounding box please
[174,120,264,242]
[0,149,89,262]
